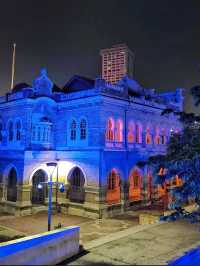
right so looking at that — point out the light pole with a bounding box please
[38,162,65,231]
[46,162,57,231]
[55,159,60,212]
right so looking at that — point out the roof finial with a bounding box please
[41,68,47,76]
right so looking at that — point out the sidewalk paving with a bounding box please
[0,211,139,245]
[66,220,200,265]
[0,211,200,265]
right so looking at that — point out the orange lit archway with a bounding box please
[147,171,153,200]
[106,169,121,204]
[156,169,183,210]
[129,169,142,201]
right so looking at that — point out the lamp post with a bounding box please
[55,159,60,212]
[46,162,57,231]
[38,162,65,231]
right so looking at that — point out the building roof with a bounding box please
[62,75,95,93]
[12,83,31,93]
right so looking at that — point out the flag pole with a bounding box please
[10,43,16,90]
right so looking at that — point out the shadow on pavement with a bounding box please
[57,245,114,265]
[57,245,89,265]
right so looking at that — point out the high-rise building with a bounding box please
[100,43,134,84]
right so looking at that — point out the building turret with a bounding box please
[32,68,53,96]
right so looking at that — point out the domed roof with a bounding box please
[12,83,31,93]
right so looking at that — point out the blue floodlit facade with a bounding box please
[0,69,183,218]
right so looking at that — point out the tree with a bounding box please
[146,111,200,210]
[191,85,200,106]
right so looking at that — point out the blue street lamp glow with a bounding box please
[59,184,64,193]
[37,183,43,189]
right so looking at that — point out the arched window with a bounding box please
[133,174,139,187]
[128,122,134,143]
[32,169,47,204]
[80,119,87,140]
[69,167,85,187]
[68,167,85,203]
[8,121,14,142]
[155,135,160,144]
[135,124,142,144]
[155,128,160,145]
[146,128,152,144]
[108,170,117,190]
[106,118,114,141]
[159,129,166,144]
[0,122,3,142]
[115,120,123,142]
[15,120,21,141]
[130,170,141,189]
[70,120,76,141]
[147,171,153,200]
[7,168,17,202]
[106,169,121,204]
[31,117,52,144]
[129,169,142,201]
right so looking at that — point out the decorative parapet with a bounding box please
[129,95,166,109]
[58,88,100,101]
[95,78,127,96]
[32,68,53,97]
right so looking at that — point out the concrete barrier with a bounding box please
[0,226,80,265]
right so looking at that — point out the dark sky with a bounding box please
[0,0,200,112]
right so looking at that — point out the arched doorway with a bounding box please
[68,167,85,203]
[129,169,142,201]
[106,169,121,204]
[147,170,153,201]
[7,168,17,202]
[31,170,47,205]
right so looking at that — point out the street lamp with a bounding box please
[37,162,65,231]
[55,159,60,212]
[46,162,57,231]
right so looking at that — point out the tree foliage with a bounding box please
[147,112,200,208]
[191,85,200,106]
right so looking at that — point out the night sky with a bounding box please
[0,0,200,113]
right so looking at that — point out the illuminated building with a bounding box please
[0,66,183,218]
[100,43,134,84]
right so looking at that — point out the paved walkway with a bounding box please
[66,220,200,265]
[1,211,200,265]
[0,211,139,244]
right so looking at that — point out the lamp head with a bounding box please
[59,184,65,193]
[46,162,57,167]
